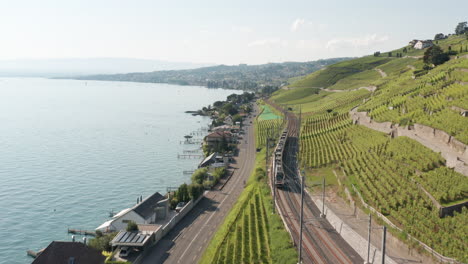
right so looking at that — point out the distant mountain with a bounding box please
[74,58,352,91]
[0,58,212,77]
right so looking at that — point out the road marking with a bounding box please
[177,176,236,262]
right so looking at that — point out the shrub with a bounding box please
[88,232,117,252]
[126,221,138,232]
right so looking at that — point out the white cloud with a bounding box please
[290,18,327,33]
[291,18,306,32]
[326,34,389,51]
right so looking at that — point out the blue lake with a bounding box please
[0,78,240,264]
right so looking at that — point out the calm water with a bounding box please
[0,78,240,264]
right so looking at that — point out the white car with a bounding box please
[119,246,130,257]
[175,202,186,212]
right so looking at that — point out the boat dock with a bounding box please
[67,228,96,236]
[27,249,44,258]
[177,154,204,159]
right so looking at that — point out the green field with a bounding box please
[200,124,296,264]
[258,104,282,121]
[289,56,391,89]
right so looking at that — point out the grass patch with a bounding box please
[290,56,391,88]
[327,69,381,90]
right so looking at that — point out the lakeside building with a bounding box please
[31,241,105,264]
[204,131,234,149]
[96,192,169,232]
[198,152,229,168]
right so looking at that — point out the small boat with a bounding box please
[184,135,193,139]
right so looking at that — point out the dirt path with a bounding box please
[322,86,377,93]
[376,68,387,77]
[407,65,416,70]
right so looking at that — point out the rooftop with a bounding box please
[133,192,165,219]
[32,241,105,264]
[111,230,152,247]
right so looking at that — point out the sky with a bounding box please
[0,0,467,65]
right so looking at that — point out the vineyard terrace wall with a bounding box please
[350,108,468,176]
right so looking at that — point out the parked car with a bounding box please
[119,246,130,257]
[175,202,186,212]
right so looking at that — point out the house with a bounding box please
[414,40,433,49]
[408,39,418,47]
[198,152,228,168]
[96,192,169,232]
[204,131,233,148]
[211,125,232,132]
[224,115,233,126]
[32,241,105,264]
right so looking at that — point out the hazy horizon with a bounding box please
[1,0,467,67]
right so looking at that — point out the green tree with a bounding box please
[126,221,138,232]
[177,183,190,202]
[188,183,204,200]
[191,168,208,185]
[434,33,445,40]
[423,46,449,66]
[388,52,392,57]
[455,21,468,35]
[403,47,407,53]
[88,232,117,252]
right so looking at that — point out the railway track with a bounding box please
[268,102,362,264]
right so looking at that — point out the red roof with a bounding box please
[206,131,232,139]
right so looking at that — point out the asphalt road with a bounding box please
[137,106,258,264]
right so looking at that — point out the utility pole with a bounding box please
[365,214,372,264]
[298,174,304,264]
[381,226,387,264]
[320,176,326,218]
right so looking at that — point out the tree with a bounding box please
[455,22,468,35]
[388,52,392,57]
[191,168,208,185]
[423,45,449,66]
[88,232,117,251]
[403,47,407,53]
[126,221,138,232]
[188,183,204,200]
[374,51,381,57]
[434,33,446,40]
[177,183,190,202]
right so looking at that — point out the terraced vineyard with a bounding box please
[271,45,468,261]
[358,58,468,143]
[298,112,468,261]
[211,188,271,264]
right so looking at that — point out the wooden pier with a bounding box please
[27,249,44,258]
[177,154,204,159]
[183,149,201,153]
[67,228,96,236]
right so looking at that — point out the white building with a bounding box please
[96,192,168,232]
[414,40,433,50]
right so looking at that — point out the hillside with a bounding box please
[72,58,351,91]
[269,34,468,262]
